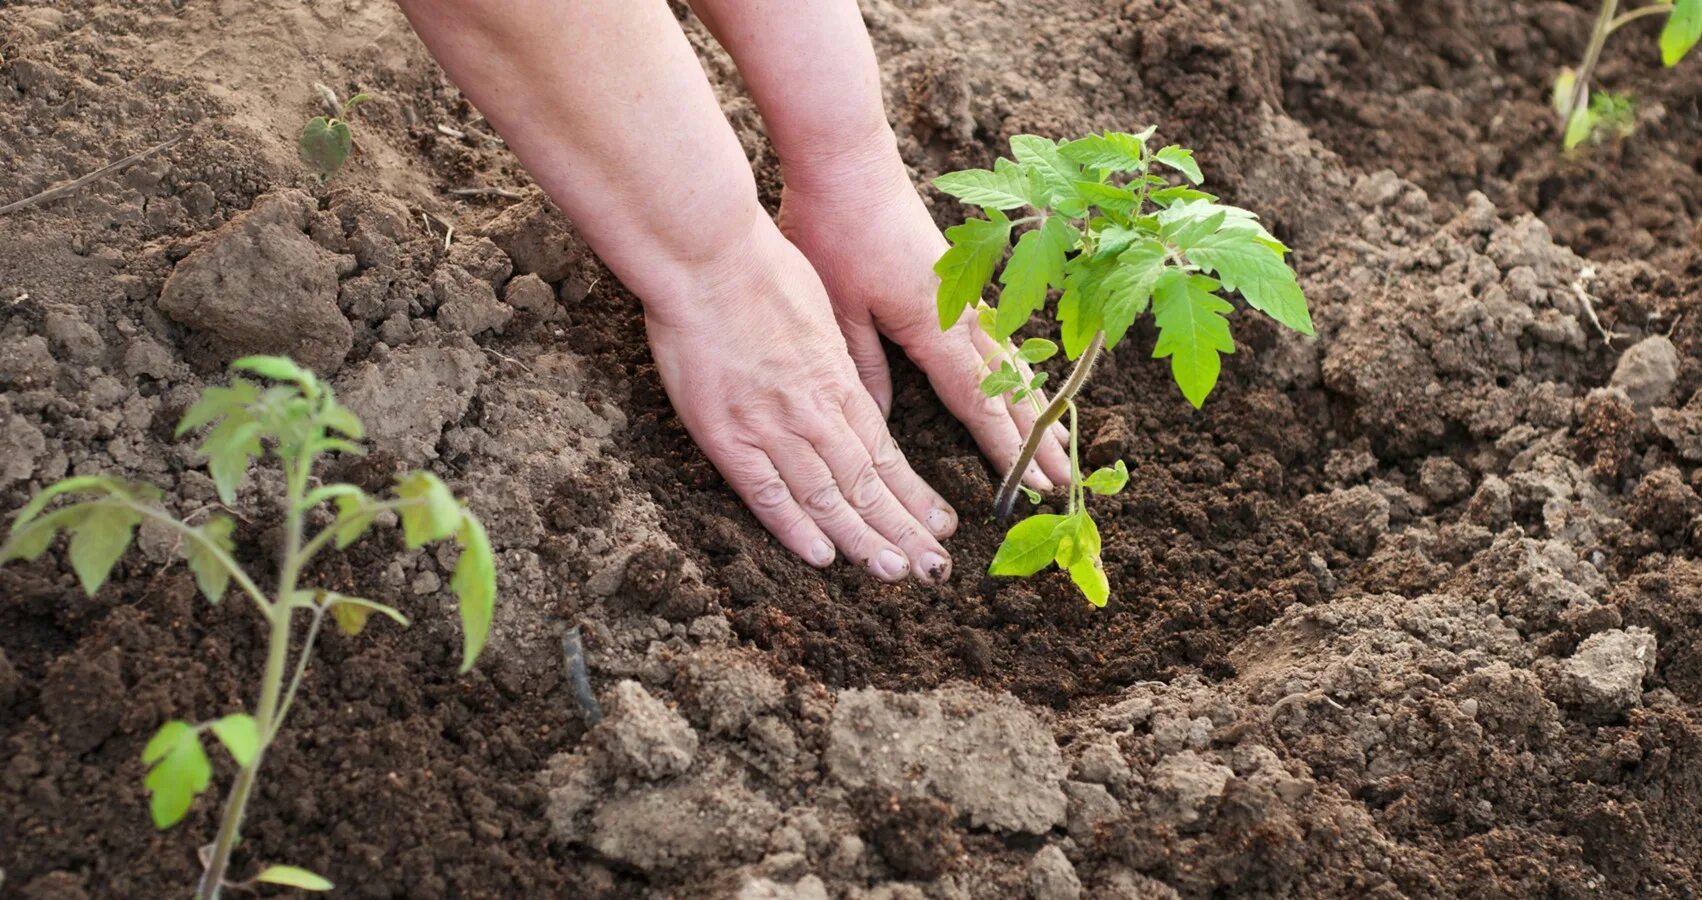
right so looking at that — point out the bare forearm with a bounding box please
[686,0,899,185]
[395,0,765,312]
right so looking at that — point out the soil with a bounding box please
[2,0,1701,898]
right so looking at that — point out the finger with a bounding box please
[709,441,836,568]
[840,392,958,541]
[900,316,1056,492]
[836,308,894,418]
[996,344,1075,487]
[809,414,951,584]
[769,434,911,582]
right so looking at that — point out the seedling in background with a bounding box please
[1554,0,1700,149]
[299,88,371,182]
[0,356,497,900]
[933,129,1312,606]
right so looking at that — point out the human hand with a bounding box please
[645,216,958,583]
[776,139,1073,492]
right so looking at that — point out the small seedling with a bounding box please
[1553,0,1700,149]
[933,129,1312,605]
[0,356,497,899]
[299,89,371,182]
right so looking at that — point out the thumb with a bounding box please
[837,308,893,418]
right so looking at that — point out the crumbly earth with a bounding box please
[3,0,1701,898]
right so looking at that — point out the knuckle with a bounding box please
[806,380,853,413]
[870,433,907,475]
[750,477,793,513]
[803,480,842,515]
[845,459,886,512]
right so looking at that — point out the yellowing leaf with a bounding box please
[1662,0,1702,66]
[450,516,496,673]
[256,865,333,892]
[327,594,410,637]
[1068,555,1110,607]
[395,472,461,548]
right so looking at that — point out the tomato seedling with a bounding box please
[0,356,497,899]
[933,130,1312,606]
[1553,0,1700,149]
[299,89,371,182]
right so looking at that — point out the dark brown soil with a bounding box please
[3,0,1702,898]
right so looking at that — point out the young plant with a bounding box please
[1553,0,1700,149]
[0,356,497,899]
[932,129,1312,605]
[299,89,371,182]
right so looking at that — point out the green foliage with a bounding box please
[1556,0,1698,149]
[932,129,1310,606]
[299,91,370,183]
[1663,0,1702,65]
[0,354,497,898]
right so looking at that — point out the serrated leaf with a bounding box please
[209,713,261,767]
[1057,258,1105,360]
[1010,135,1086,211]
[1082,460,1130,496]
[331,490,377,549]
[451,516,496,673]
[1058,131,1149,172]
[980,362,1023,397]
[186,514,236,604]
[1153,145,1203,184]
[932,158,1036,209]
[996,217,1077,338]
[988,514,1068,576]
[300,116,353,182]
[1149,185,1218,206]
[67,505,141,595]
[142,720,212,829]
[976,304,999,337]
[934,210,1012,331]
[1184,227,1314,335]
[1663,0,1702,65]
[1157,200,1228,251]
[1,506,89,563]
[176,380,261,437]
[200,418,261,507]
[230,356,318,393]
[1101,240,1167,348]
[1073,181,1140,214]
[1152,270,1236,408]
[327,594,410,637]
[395,472,461,548]
[1068,555,1110,607]
[255,865,333,892]
[1017,338,1059,363]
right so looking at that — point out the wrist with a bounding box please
[635,203,780,332]
[775,117,909,200]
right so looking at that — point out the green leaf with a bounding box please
[1018,484,1044,505]
[988,514,1068,577]
[1083,460,1130,496]
[199,418,262,506]
[1052,512,1101,569]
[1028,371,1049,392]
[341,91,373,117]
[1149,185,1218,206]
[932,158,1036,209]
[1010,135,1086,212]
[395,472,461,548]
[1016,338,1059,363]
[995,217,1077,338]
[300,116,354,182]
[1152,270,1236,408]
[1068,555,1110,607]
[1,506,89,563]
[326,593,410,636]
[1073,181,1141,214]
[176,380,261,437]
[209,713,261,767]
[331,490,377,549]
[1057,260,1104,360]
[1563,97,1595,150]
[450,516,496,673]
[1157,200,1228,251]
[186,514,236,604]
[1058,131,1149,172]
[319,398,365,439]
[1100,240,1168,348]
[1184,226,1314,335]
[934,210,1013,331]
[10,476,132,534]
[67,505,141,595]
[1153,145,1203,184]
[1552,67,1579,118]
[141,720,212,829]
[1663,0,1702,65]
[980,362,1023,397]
[255,865,334,892]
[230,356,318,393]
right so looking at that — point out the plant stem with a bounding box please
[1609,2,1672,32]
[1067,401,1082,513]
[1567,0,1622,125]
[993,331,1105,520]
[195,457,311,900]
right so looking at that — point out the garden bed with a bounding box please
[2,0,1700,897]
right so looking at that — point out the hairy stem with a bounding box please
[196,457,311,900]
[1567,0,1623,124]
[994,331,1105,520]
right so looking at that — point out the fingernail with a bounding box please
[926,507,955,537]
[875,548,909,580]
[920,551,951,583]
[810,539,835,567]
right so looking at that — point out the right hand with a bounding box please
[644,218,958,583]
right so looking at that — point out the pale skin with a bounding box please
[395,0,1071,583]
